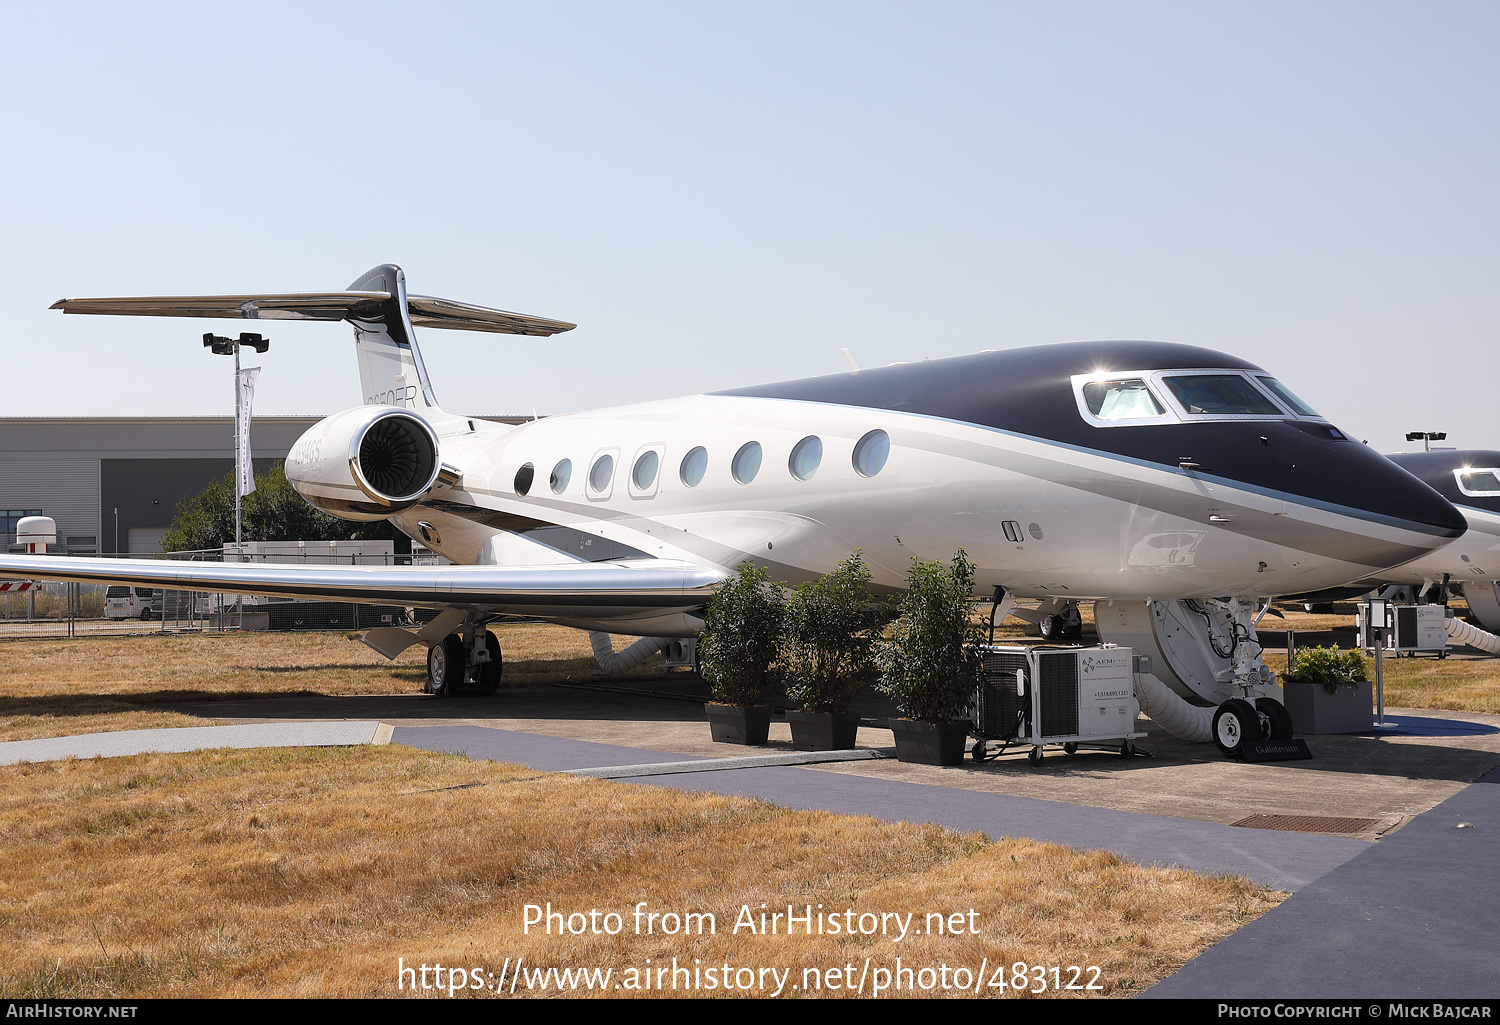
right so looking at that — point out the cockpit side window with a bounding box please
[1082,379,1166,420]
[1162,374,1283,416]
[1255,376,1321,417]
[1456,469,1500,497]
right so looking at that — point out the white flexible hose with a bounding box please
[1446,614,1500,655]
[1133,672,1214,743]
[588,632,668,673]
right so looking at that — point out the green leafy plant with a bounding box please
[1283,645,1368,695]
[784,552,890,713]
[698,561,786,706]
[875,550,986,723]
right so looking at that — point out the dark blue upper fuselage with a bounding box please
[1387,450,1500,516]
[719,341,1466,538]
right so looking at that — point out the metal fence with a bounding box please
[0,546,437,640]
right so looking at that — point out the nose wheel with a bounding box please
[1213,696,1292,757]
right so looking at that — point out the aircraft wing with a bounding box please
[0,554,721,622]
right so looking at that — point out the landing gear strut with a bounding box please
[426,618,502,697]
[1097,595,1294,758]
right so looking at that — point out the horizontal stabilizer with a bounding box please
[51,290,575,337]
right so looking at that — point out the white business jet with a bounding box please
[1380,451,1500,631]
[0,265,1466,752]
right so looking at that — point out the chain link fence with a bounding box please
[0,544,435,640]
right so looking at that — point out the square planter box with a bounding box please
[1283,680,1373,734]
[889,718,970,765]
[786,709,860,751]
[704,703,772,745]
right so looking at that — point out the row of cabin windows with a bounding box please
[512,430,890,498]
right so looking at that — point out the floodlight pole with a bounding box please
[203,332,269,624]
[1405,431,1448,452]
[233,338,242,559]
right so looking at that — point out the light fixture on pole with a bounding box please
[203,331,269,568]
[1405,431,1447,452]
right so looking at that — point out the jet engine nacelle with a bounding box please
[285,406,457,521]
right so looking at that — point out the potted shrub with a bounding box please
[1280,645,1372,734]
[784,553,888,751]
[697,561,785,744]
[875,551,985,764]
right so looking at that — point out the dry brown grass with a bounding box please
[0,745,1278,999]
[1264,607,1360,633]
[0,625,686,743]
[1262,649,1500,715]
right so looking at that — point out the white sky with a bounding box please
[2,2,1495,453]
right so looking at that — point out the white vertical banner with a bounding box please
[237,367,260,498]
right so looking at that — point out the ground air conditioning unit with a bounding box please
[1357,601,1447,655]
[973,645,1145,765]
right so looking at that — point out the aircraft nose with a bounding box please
[1294,439,1467,541]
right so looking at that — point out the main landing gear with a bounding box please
[426,619,502,697]
[1039,601,1083,641]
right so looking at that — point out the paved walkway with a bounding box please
[1148,765,1500,998]
[0,721,389,764]
[6,709,1498,997]
[392,723,1368,893]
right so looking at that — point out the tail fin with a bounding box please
[346,264,439,411]
[51,264,576,413]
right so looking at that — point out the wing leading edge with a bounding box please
[0,554,723,621]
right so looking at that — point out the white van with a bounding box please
[104,586,154,619]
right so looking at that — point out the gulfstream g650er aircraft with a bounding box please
[0,265,1465,749]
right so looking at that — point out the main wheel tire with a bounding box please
[1212,698,1262,758]
[476,634,502,695]
[427,635,467,697]
[1255,696,1294,740]
[1040,614,1063,640]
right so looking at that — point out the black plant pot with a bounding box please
[786,709,860,751]
[704,703,773,745]
[888,718,970,765]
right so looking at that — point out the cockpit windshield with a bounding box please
[1072,368,1328,427]
[1162,375,1283,416]
[1458,470,1500,496]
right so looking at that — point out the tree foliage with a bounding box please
[875,550,986,723]
[784,552,889,713]
[159,462,410,555]
[698,561,786,706]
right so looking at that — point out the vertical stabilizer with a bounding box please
[347,264,441,411]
